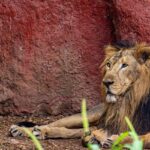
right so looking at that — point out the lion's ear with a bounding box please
[104,45,118,58]
[135,43,150,64]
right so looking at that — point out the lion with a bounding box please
[9,41,150,148]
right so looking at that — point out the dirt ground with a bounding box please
[0,115,87,150]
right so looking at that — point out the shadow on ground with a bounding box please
[0,116,86,150]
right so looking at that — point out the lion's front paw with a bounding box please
[9,121,37,138]
[102,134,118,149]
[32,126,48,140]
[9,125,25,137]
[102,138,113,149]
[82,131,101,147]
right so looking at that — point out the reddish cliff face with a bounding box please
[0,0,112,115]
[111,0,150,43]
[1,0,149,116]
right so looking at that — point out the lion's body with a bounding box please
[9,41,150,148]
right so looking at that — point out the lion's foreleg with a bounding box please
[9,103,106,139]
[32,126,97,140]
[10,125,83,139]
[32,126,83,139]
[47,103,106,128]
[31,103,106,140]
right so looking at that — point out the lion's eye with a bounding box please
[121,63,128,68]
[106,62,111,68]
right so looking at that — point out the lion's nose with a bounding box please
[103,79,114,88]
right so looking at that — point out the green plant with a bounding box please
[81,99,100,150]
[88,144,100,150]
[112,117,143,150]
[124,117,143,150]
[81,99,89,133]
[23,128,43,150]
[112,132,129,150]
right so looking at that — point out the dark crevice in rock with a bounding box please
[105,0,120,42]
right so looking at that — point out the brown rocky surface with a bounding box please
[1,0,150,116]
[0,0,112,115]
[110,0,150,43]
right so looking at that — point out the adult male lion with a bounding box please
[10,41,150,148]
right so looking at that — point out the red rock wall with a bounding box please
[0,0,112,115]
[1,0,148,116]
[110,0,150,43]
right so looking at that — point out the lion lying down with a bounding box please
[9,41,150,148]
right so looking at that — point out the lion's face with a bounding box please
[103,50,140,103]
[102,42,150,103]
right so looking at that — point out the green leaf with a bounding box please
[81,99,89,133]
[112,117,143,150]
[81,99,100,149]
[23,128,43,150]
[131,141,143,150]
[88,144,100,150]
[112,132,129,148]
[125,117,138,140]
[124,141,143,150]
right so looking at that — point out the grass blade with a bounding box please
[125,117,138,140]
[81,99,89,133]
[112,131,129,150]
[23,128,43,150]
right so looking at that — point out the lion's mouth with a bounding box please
[106,91,118,103]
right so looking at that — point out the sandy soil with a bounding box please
[0,116,87,150]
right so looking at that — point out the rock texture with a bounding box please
[1,0,149,116]
[0,0,112,115]
[110,0,150,43]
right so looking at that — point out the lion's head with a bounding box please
[101,41,150,133]
[102,41,150,104]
